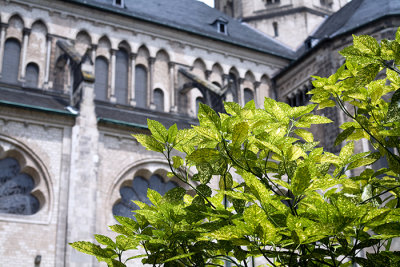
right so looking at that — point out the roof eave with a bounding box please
[66,0,295,60]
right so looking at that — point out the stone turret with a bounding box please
[215,0,349,49]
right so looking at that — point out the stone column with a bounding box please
[109,49,116,102]
[65,59,98,267]
[222,73,229,88]
[148,57,155,109]
[0,23,8,78]
[238,77,245,106]
[129,53,137,106]
[19,28,31,82]
[253,81,260,106]
[44,34,52,88]
[169,62,177,112]
[91,44,97,65]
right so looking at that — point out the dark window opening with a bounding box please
[244,88,254,104]
[0,157,40,215]
[219,23,225,33]
[273,22,279,37]
[114,0,123,7]
[287,87,311,107]
[25,63,39,88]
[94,56,109,101]
[1,38,21,84]
[153,88,164,111]
[135,65,148,108]
[115,49,128,104]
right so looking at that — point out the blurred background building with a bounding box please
[0,0,399,266]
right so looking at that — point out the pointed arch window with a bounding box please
[115,49,128,104]
[112,175,177,218]
[153,88,164,111]
[1,39,21,84]
[0,157,40,215]
[135,65,148,108]
[25,63,39,88]
[95,56,109,101]
[244,88,254,104]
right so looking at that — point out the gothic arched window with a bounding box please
[244,88,254,104]
[1,38,21,84]
[0,157,40,215]
[115,49,128,104]
[112,175,177,218]
[153,88,164,111]
[25,63,39,88]
[135,65,148,108]
[95,56,109,101]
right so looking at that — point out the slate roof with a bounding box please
[313,0,400,39]
[65,0,295,59]
[0,84,74,116]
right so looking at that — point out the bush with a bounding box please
[71,29,400,266]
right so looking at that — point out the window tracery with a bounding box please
[112,174,177,218]
[0,157,39,215]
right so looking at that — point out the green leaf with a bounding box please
[172,156,184,169]
[288,145,305,161]
[353,34,380,55]
[396,27,400,43]
[164,252,196,263]
[339,142,354,161]
[353,64,380,88]
[387,89,400,123]
[292,164,311,196]
[192,126,220,141]
[109,225,132,236]
[232,122,249,147]
[116,235,138,251]
[147,189,162,206]
[196,184,212,197]
[167,124,178,144]
[133,134,164,152]
[187,148,220,164]
[340,45,379,65]
[108,259,126,267]
[219,172,233,190]
[290,104,317,118]
[174,128,197,153]
[298,114,332,126]
[264,97,289,123]
[147,119,168,142]
[163,187,186,203]
[347,157,377,170]
[224,101,241,115]
[293,129,314,142]
[114,216,139,232]
[198,103,221,129]
[95,235,117,249]
[125,254,147,262]
[334,126,355,146]
[70,241,116,259]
